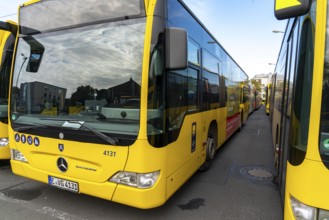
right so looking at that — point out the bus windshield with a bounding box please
[0,34,14,123]
[11,1,146,144]
[19,0,145,35]
[320,0,329,167]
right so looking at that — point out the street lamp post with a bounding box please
[272,30,284,34]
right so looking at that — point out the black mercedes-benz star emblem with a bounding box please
[57,157,68,172]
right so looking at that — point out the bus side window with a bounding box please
[167,69,188,128]
[202,50,221,110]
[187,67,198,111]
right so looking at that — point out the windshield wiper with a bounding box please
[13,123,48,132]
[40,118,118,145]
[67,120,118,145]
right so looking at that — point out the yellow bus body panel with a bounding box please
[21,0,41,6]
[215,108,227,147]
[114,108,227,208]
[10,138,169,208]
[10,128,128,200]
[284,159,329,219]
[10,160,118,201]
[0,124,10,158]
[10,132,129,179]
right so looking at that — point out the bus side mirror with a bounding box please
[274,0,312,20]
[23,36,45,73]
[165,27,187,70]
[26,51,44,72]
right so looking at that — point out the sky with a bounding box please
[0,0,287,79]
[183,0,287,79]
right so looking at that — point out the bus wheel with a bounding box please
[199,128,217,171]
[206,137,216,160]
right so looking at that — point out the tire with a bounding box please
[206,137,216,160]
[199,160,211,171]
[199,127,217,171]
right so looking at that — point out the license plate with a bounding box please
[48,176,79,193]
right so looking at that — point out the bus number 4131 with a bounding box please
[103,150,116,157]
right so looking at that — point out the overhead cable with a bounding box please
[0,13,17,19]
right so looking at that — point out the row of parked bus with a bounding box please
[3,0,326,218]
[248,83,263,115]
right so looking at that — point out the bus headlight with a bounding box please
[11,149,28,163]
[0,138,9,147]
[110,171,160,189]
[290,195,316,220]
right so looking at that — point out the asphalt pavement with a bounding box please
[168,105,283,219]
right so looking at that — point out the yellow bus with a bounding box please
[0,21,16,159]
[248,83,255,114]
[255,90,262,110]
[273,0,329,218]
[240,83,250,124]
[9,0,248,208]
[265,83,271,115]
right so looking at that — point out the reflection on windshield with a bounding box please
[320,1,329,167]
[20,0,145,35]
[11,18,146,136]
[0,52,12,119]
[0,33,15,122]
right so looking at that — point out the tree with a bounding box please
[70,85,96,105]
[250,79,261,92]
